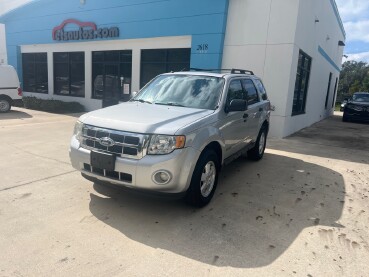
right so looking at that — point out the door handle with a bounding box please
[243,113,249,119]
[259,107,263,112]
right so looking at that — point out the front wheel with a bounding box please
[342,114,349,122]
[248,126,267,161]
[0,98,11,113]
[185,149,220,207]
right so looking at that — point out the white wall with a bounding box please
[222,0,300,137]
[0,24,7,64]
[223,0,345,138]
[21,36,191,111]
[283,0,345,136]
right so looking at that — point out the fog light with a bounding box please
[153,171,172,185]
[160,172,169,182]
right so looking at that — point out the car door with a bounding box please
[241,79,263,142]
[219,79,251,158]
[253,77,270,126]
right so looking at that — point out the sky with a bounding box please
[0,0,369,63]
[337,0,369,63]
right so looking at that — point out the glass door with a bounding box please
[103,63,120,108]
[92,50,132,107]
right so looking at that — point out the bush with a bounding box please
[22,96,85,113]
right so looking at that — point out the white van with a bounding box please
[0,64,22,112]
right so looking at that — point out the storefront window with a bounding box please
[92,50,132,102]
[54,52,85,97]
[292,50,311,115]
[140,48,191,88]
[22,53,48,93]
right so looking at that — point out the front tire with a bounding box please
[0,98,11,113]
[342,114,349,122]
[248,126,267,161]
[185,149,219,207]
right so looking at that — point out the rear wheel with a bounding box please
[0,98,11,113]
[185,149,219,207]
[248,126,267,161]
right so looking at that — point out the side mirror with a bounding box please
[227,99,247,112]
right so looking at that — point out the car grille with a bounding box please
[80,124,149,159]
[83,163,132,183]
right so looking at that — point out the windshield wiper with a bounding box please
[131,99,152,104]
[155,102,185,107]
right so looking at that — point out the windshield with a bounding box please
[132,75,225,110]
[352,93,369,103]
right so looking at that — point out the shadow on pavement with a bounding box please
[269,115,369,164]
[89,153,345,268]
[0,110,33,120]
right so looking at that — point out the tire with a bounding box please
[248,126,267,161]
[0,98,11,113]
[185,149,220,207]
[342,114,349,122]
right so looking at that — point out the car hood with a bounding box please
[79,102,215,135]
[349,101,369,106]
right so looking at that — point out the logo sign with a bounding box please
[98,137,115,147]
[52,19,119,41]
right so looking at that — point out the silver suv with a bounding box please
[70,69,271,207]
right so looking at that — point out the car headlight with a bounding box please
[73,121,84,142]
[148,135,186,155]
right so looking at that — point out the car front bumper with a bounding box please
[344,109,369,121]
[69,136,201,194]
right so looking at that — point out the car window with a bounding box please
[352,93,369,103]
[134,74,224,110]
[226,80,246,106]
[242,79,259,105]
[254,79,268,101]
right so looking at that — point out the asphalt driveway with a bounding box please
[0,108,368,276]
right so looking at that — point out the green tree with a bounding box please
[349,80,361,94]
[338,61,369,99]
[362,74,369,92]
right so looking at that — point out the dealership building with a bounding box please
[0,0,345,137]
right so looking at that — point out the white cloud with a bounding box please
[336,0,369,45]
[343,51,369,63]
[345,20,369,43]
[336,0,369,21]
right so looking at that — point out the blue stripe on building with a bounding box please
[318,46,341,72]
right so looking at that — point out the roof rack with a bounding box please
[190,68,254,75]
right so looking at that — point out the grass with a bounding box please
[335,103,342,111]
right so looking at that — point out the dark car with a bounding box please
[343,92,369,122]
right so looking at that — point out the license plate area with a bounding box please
[90,151,115,171]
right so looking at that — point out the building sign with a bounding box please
[52,19,119,41]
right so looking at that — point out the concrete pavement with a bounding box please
[0,108,368,276]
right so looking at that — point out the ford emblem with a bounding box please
[98,137,115,147]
